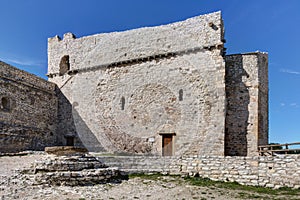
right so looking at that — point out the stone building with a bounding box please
[0,62,58,152]
[1,11,268,156]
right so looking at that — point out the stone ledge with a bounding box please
[45,146,88,156]
[34,167,121,186]
[19,154,122,186]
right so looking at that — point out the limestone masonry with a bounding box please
[95,154,300,189]
[1,11,268,156]
[0,62,58,152]
[4,11,300,189]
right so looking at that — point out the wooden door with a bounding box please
[162,134,173,156]
[66,136,74,146]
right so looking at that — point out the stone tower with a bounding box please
[45,11,268,156]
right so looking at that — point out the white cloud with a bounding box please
[290,103,299,107]
[280,68,300,75]
[279,102,299,108]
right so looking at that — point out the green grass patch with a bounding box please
[129,173,300,198]
[184,176,300,197]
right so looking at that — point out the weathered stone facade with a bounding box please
[45,11,268,156]
[0,11,268,156]
[225,53,268,156]
[0,62,59,153]
[3,10,299,190]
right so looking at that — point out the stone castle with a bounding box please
[0,11,268,157]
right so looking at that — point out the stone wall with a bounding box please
[47,11,224,76]
[47,11,226,156]
[0,61,58,153]
[97,155,300,189]
[225,53,268,156]
[97,155,180,174]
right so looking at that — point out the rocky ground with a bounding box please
[0,152,299,200]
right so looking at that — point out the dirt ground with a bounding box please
[0,153,299,200]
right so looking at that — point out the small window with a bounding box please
[1,97,10,112]
[179,89,183,101]
[59,55,70,76]
[121,96,125,110]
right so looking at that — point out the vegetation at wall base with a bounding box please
[128,173,300,199]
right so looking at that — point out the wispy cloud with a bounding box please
[290,103,299,108]
[280,68,300,75]
[280,102,299,108]
[0,56,44,67]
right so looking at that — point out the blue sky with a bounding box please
[0,0,300,144]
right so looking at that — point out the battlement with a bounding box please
[47,11,224,77]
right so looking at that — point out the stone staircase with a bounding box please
[15,147,123,186]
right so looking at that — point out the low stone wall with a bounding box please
[96,155,300,189]
[97,156,180,174]
[258,156,300,188]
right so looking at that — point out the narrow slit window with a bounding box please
[179,89,183,101]
[121,96,125,110]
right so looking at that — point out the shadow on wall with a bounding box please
[225,55,249,156]
[56,87,104,152]
[0,122,55,153]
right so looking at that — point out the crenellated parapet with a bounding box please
[47,11,225,79]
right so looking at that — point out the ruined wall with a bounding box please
[0,61,58,153]
[225,53,268,156]
[97,155,300,189]
[47,11,226,156]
